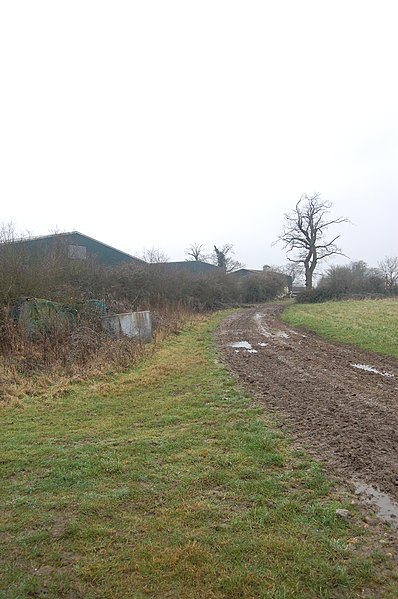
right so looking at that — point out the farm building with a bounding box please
[291,285,306,296]
[5,231,144,267]
[151,261,219,274]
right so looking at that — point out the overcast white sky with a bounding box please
[1,1,397,271]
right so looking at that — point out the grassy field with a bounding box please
[282,298,398,358]
[1,313,398,598]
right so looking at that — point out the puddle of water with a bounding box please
[352,364,394,378]
[230,341,258,354]
[254,314,273,337]
[254,315,290,340]
[352,480,398,527]
[230,341,252,349]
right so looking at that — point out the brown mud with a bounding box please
[216,304,398,526]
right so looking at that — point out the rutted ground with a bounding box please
[216,304,398,526]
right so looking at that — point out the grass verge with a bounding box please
[282,298,398,358]
[1,312,397,598]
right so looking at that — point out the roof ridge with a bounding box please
[8,231,145,263]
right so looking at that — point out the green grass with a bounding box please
[282,298,398,358]
[1,313,397,598]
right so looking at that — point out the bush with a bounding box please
[295,287,340,303]
[238,272,287,303]
[318,261,385,298]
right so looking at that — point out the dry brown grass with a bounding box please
[0,304,197,405]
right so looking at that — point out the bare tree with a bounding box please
[211,244,244,273]
[273,262,304,285]
[0,222,33,304]
[276,194,348,289]
[140,246,169,264]
[185,242,208,262]
[378,256,398,291]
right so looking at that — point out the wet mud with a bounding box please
[216,304,398,525]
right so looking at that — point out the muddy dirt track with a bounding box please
[216,304,398,522]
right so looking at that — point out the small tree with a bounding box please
[240,272,286,303]
[141,247,169,264]
[274,262,304,285]
[185,242,208,262]
[378,256,398,292]
[211,244,244,273]
[276,193,348,289]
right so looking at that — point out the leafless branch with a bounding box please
[275,194,349,288]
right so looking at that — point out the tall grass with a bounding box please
[0,303,195,405]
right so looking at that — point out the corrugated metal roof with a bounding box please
[151,261,219,273]
[8,231,144,266]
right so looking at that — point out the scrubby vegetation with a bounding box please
[0,230,287,402]
[0,233,286,311]
[295,260,398,303]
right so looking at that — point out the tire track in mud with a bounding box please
[216,304,398,526]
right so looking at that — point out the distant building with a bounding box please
[7,231,144,267]
[291,285,306,296]
[151,261,219,274]
[229,268,262,278]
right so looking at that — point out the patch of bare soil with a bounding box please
[216,304,398,528]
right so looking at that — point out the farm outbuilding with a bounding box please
[151,261,219,274]
[8,231,144,267]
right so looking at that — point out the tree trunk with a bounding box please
[304,257,314,289]
[305,268,313,289]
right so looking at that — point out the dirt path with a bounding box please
[216,304,398,526]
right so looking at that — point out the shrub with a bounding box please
[238,272,287,303]
[318,261,385,297]
[295,287,340,303]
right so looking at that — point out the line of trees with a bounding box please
[185,242,244,273]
